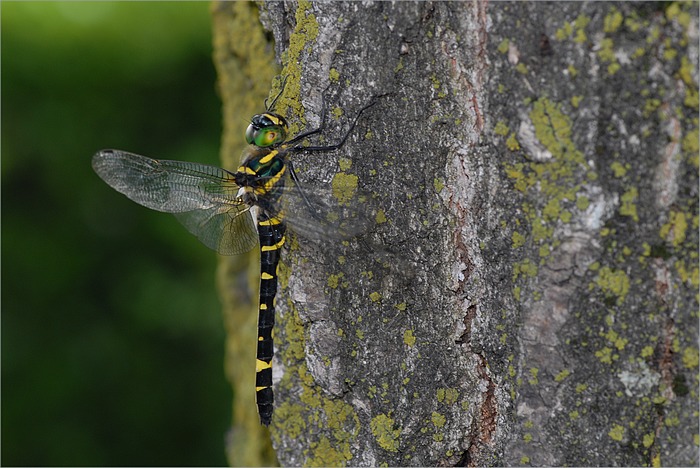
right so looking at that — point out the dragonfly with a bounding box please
[92,96,374,426]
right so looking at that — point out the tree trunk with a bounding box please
[213,1,698,466]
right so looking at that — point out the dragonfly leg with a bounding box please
[289,100,375,153]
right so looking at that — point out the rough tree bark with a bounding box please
[212,1,698,466]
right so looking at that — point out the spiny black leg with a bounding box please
[284,95,331,146]
[286,160,325,223]
[289,100,375,153]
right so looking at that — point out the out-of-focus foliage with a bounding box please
[2,2,231,465]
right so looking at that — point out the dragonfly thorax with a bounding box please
[246,113,288,148]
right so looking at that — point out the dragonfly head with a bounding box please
[246,113,288,148]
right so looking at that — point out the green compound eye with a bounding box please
[246,113,288,148]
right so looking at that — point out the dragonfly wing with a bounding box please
[92,149,239,212]
[275,175,376,242]
[93,149,258,255]
[175,205,258,255]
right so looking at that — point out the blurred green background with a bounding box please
[2,2,233,465]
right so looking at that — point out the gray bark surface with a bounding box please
[216,1,698,466]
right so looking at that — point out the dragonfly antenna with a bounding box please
[265,76,288,112]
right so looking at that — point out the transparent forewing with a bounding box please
[274,172,376,243]
[92,149,258,255]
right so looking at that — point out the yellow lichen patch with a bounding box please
[594,266,630,304]
[403,329,416,347]
[329,67,340,83]
[437,387,459,405]
[595,346,615,364]
[272,401,307,439]
[306,435,350,467]
[494,120,509,136]
[433,177,445,193]
[338,157,352,171]
[597,37,617,61]
[660,210,688,247]
[619,187,639,221]
[528,367,539,385]
[576,195,590,210]
[610,161,628,178]
[506,132,521,151]
[513,258,538,281]
[555,21,573,41]
[515,63,529,75]
[609,424,625,441]
[682,346,699,369]
[431,411,446,428]
[573,14,590,44]
[512,231,526,248]
[370,414,401,452]
[331,172,358,205]
[604,8,623,33]
[327,272,344,289]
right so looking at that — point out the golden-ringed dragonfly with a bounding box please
[92,97,374,426]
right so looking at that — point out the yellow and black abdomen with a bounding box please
[254,212,285,426]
